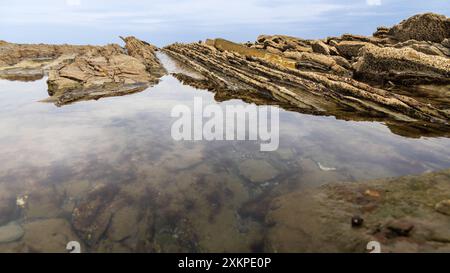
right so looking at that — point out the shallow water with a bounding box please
[0,54,449,252]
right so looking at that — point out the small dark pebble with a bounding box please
[351,216,364,227]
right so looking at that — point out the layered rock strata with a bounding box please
[46,36,166,106]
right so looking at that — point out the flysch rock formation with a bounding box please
[0,41,95,81]
[265,168,450,253]
[163,13,450,137]
[0,37,166,106]
[0,13,448,135]
[47,36,166,106]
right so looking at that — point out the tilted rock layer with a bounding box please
[0,13,448,134]
[164,13,449,136]
[354,44,450,84]
[0,41,95,81]
[0,37,166,105]
[46,36,166,106]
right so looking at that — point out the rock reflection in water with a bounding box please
[0,58,449,252]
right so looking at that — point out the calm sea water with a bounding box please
[0,53,449,252]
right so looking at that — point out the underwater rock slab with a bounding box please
[23,218,81,253]
[107,205,140,242]
[264,168,450,253]
[238,159,280,183]
[0,222,24,244]
[0,193,16,226]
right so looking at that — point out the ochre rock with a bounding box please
[354,44,450,84]
[387,13,450,43]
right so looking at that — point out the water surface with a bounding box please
[0,54,449,252]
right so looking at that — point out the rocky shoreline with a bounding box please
[163,13,449,137]
[0,12,449,253]
[0,13,448,136]
[1,36,166,106]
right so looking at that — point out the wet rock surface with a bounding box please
[0,12,449,254]
[265,169,450,252]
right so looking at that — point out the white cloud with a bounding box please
[366,0,382,6]
[0,0,345,27]
[66,0,81,6]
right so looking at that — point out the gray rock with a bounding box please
[0,197,16,226]
[239,159,279,183]
[107,206,139,242]
[442,38,450,48]
[23,218,81,253]
[0,222,24,243]
[311,41,330,55]
[72,183,120,246]
[435,200,450,216]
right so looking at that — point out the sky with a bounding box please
[0,0,448,47]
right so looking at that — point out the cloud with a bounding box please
[66,0,81,7]
[0,0,449,45]
[0,0,346,26]
[366,0,382,6]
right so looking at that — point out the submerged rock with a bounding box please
[0,222,24,243]
[238,159,279,183]
[23,218,81,253]
[265,169,450,252]
[107,205,140,242]
[71,183,121,246]
[0,194,16,226]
